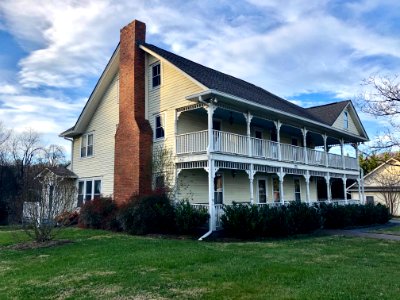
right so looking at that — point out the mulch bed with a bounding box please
[6,240,73,250]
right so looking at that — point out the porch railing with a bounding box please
[176,130,358,170]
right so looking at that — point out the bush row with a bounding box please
[221,202,390,239]
[78,194,209,235]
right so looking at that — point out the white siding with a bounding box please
[71,72,119,197]
[332,109,361,136]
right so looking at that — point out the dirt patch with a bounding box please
[6,239,73,250]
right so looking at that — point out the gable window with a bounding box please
[81,133,94,157]
[155,114,165,140]
[152,63,161,88]
[344,111,349,129]
[77,178,102,207]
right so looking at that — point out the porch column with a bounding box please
[304,170,311,204]
[246,164,256,204]
[325,174,331,202]
[207,101,216,154]
[341,139,345,169]
[323,134,329,167]
[206,159,216,231]
[302,128,308,164]
[355,143,360,172]
[279,167,285,204]
[274,120,282,161]
[342,176,348,204]
[361,168,365,204]
[244,112,253,157]
[174,168,182,204]
[357,178,362,203]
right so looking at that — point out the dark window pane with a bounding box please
[87,145,93,156]
[152,64,161,87]
[94,180,101,194]
[155,176,164,189]
[78,181,84,194]
[86,181,92,200]
[81,146,86,157]
[77,195,84,207]
[156,116,161,127]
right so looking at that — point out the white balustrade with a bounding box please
[328,153,342,168]
[345,156,358,170]
[281,143,304,163]
[213,130,248,155]
[307,149,326,166]
[176,130,208,154]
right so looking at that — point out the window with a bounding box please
[81,133,94,157]
[152,63,161,88]
[214,174,223,204]
[273,177,280,202]
[155,114,165,139]
[258,179,267,203]
[344,111,349,129]
[77,179,102,207]
[366,196,374,205]
[294,178,301,202]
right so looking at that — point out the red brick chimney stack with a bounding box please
[114,20,153,204]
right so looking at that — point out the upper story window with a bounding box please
[151,63,161,88]
[344,111,349,129]
[155,114,165,140]
[81,133,94,158]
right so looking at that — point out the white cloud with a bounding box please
[0,83,19,94]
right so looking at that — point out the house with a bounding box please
[23,166,77,223]
[349,158,400,216]
[60,20,369,232]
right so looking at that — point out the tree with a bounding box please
[22,170,76,242]
[374,162,400,216]
[357,75,400,150]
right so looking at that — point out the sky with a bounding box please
[0,0,399,158]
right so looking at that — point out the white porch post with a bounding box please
[361,168,365,204]
[323,134,329,167]
[357,178,362,202]
[207,102,216,154]
[304,170,311,204]
[206,160,216,231]
[302,128,308,164]
[342,176,348,204]
[341,139,345,169]
[246,164,255,204]
[279,167,285,204]
[244,112,253,157]
[325,174,331,202]
[174,168,182,204]
[274,120,282,161]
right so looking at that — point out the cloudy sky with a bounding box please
[0,0,399,157]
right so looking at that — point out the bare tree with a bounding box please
[22,171,76,242]
[43,144,66,167]
[357,75,400,149]
[374,163,400,216]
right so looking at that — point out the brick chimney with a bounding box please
[114,20,153,204]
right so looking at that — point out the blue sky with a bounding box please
[0,0,399,157]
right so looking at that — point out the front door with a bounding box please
[258,179,267,203]
[214,173,223,204]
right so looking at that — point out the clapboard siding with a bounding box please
[72,72,119,196]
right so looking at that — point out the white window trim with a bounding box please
[150,61,162,90]
[257,177,268,203]
[214,172,224,205]
[77,177,102,205]
[154,112,166,141]
[294,177,301,201]
[344,111,349,130]
[80,132,95,158]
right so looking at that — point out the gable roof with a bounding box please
[141,43,326,124]
[306,100,351,126]
[37,166,78,179]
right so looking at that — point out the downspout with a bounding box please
[199,96,214,241]
[63,137,74,171]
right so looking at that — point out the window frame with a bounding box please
[272,177,280,202]
[257,178,267,203]
[154,113,165,141]
[80,132,94,158]
[294,177,301,202]
[343,111,349,130]
[77,178,102,207]
[151,62,161,89]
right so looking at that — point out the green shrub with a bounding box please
[78,197,120,231]
[259,205,290,237]
[286,202,322,234]
[174,201,209,234]
[117,193,175,235]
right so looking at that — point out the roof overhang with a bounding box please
[186,90,369,143]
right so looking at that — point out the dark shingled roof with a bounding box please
[142,43,328,124]
[306,100,351,126]
[38,166,77,178]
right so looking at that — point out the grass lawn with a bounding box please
[370,224,400,236]
[1,228,399,299]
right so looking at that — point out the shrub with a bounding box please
[55,211,79,226]
[259,205,290,237]
[78,197,120,231]
[221,203,262,239]
[286,202,322,234]
[174,201,209,234]
[117,193,175,235]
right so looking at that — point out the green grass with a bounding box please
[371,225,400,236]
[1,228,399,299]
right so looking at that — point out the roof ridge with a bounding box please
[142,43,320,120]
[307,100,351,110]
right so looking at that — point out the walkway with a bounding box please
[324,219,400,241]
